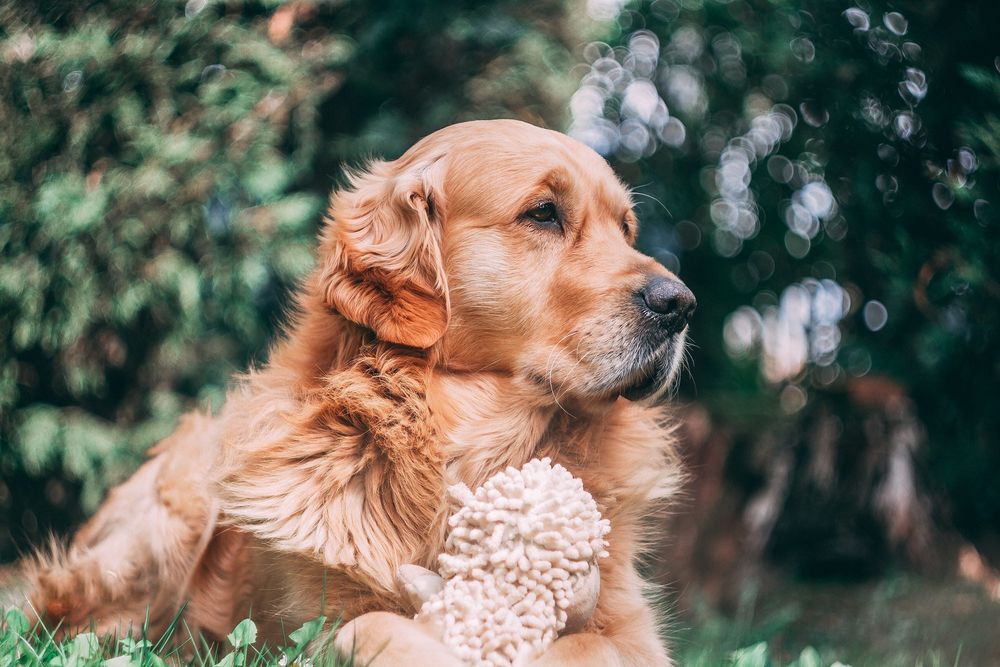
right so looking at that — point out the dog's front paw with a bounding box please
[395,563,444,614]
[333,611,463,667]
[562,564,601,634]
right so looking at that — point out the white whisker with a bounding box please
[630,189,672,219]
[545,331,579,418]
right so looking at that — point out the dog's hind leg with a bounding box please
[20,412,219,639]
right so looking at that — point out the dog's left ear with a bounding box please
[318,157,449,348]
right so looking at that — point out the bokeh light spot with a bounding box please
[863,300,888,331]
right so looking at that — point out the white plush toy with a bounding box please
[397,458,611,667]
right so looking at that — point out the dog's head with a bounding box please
[319,120,695,405]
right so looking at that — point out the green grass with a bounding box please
[674,587,851,667]
[0,609,351,667]
[674,575,998,667]
[5,575,997,666]
[0,606,833,667]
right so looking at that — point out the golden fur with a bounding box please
[21,120,689,666]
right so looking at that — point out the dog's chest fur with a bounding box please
[429,371,680,552]
[432,372,675,485]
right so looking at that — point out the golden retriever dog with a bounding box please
[20,119,695,666]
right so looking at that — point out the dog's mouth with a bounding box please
[617,348,671,402]
[618,362,665,401]
[530,328,687,405]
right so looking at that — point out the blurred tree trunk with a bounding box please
[661,378,977,611]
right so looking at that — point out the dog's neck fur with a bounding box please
[428,372,607,485]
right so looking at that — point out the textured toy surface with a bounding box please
[415,458,611,666]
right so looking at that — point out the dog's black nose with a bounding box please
[641,277,696,334]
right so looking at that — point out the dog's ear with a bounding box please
[318,158,449,349]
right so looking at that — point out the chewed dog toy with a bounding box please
[397,458,611,666]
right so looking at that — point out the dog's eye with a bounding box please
[524,202,559,225]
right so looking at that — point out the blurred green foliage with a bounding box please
[0,0,578,557]
[574,0,1000,552]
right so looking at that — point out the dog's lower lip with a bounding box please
[618,360,663,401]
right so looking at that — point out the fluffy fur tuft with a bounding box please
[214,344,447,593]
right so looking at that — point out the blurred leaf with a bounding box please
[283,615,327,662]
[65,633,99,667]
[227,618,257,649]
[102,656,137,667]
[4,609,30,635]
[730,642,770,667]
[792,647,823,667]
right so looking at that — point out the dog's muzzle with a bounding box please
[617,278,695,402]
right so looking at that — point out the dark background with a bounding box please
[2,1,998,663]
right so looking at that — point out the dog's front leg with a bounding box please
[526,630,671,667]
[528,561,672,667]
[525,633,626,667]
[332,612,463,667]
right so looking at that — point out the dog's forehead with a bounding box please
[417,121,630,213]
